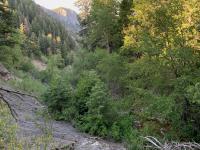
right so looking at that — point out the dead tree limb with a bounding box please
[0,93,18,122]
[0,87,38,99]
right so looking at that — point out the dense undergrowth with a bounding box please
[43,49,200,149]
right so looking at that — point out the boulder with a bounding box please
[0,63,14,81]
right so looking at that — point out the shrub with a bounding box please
[43,80,74,120]
[19,58,35,72]
[75,71,100,116]
[0,100,22,149]
[9,75,47,96]
[96,52,127,97]
[76,79,110,137]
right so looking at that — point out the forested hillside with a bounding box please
[43,7,81,48]
[9,0,75,62]
[0,0,200,149]
[0,0,79,98]
[44,7,81,34]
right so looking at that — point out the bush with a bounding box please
[19,58,35,72]
[75,71,100,116]
[43,70,113,138]
[97,52,127,97]
[9,74,47,96]
[43,48,200,148]
[39,55,62,84]
[43,79,74,120]
[75,77,110,137]
[71,49,109,84]
[77,115,108,137]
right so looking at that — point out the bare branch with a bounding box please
[143,136,200,150]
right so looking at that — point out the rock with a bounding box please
[0,63,9,76]
[0,63,14,81]
[50,140,75,150]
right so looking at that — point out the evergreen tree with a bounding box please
[0,0,23,67]
[119,0,133,29]
[88,0,122,52]
[0,0,16,47]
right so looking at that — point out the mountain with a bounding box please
[8,0,77,64]
[43,7,81,35]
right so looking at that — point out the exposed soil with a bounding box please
[32,60,47,71]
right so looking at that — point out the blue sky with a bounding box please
[34,0,79,12]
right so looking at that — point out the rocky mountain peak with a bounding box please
[53,7,71,17]
[43,7,81,34]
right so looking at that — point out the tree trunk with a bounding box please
[104,32,112,53]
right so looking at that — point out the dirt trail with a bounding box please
[0,85,125,150]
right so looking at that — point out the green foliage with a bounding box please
[87,0,122,52]
[123,0,200,59]
[0,0,17,47]
[19,57,35,72]
[76,76,109,137]
[39,0,200,148]
[0,44,23,68]
[21,32,41,57]
[8,71,47,96]
[0,100,22,149]
[43,71,110,137]
[6,0,75,63]
[65,49,107,88]
[75,71,100,116]
[119,0,133,29]
[39,54,64,84]
[97,52,127,97]
[43,80,74,120]
[187,83,200,104]
[0,1,23,68]
[121,0,200,143]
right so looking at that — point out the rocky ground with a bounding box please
[0,85,126,150]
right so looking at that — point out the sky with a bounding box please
[34,0,79,13]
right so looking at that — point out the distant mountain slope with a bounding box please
[42,7,81,48]
[53,7,81,34]
[42,7,80,34]
[8,0,76,57]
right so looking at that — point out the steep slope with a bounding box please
[0,85,125,150]
[43,7,81,47]
[53,7,81,34]
[42,7,81,34]
[9,0,75,57]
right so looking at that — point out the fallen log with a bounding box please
[0,87,38,99]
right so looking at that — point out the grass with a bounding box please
[7,69,47,97]
[0,99,22,149]
[0,99,64,149]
